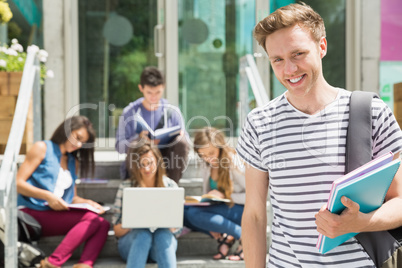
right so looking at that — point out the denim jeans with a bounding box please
[184,204,244,239]
[117,228,177,268]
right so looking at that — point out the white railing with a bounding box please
[0,46,41,268]
[239,54,270,128]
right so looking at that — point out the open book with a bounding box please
[185,194,231,206]
[67,203,111,214]
[134,113,181,145]
[77,178,108,184]
[316,152,400,254]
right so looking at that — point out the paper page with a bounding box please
[68,203,111,214]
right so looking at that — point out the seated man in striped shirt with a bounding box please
[236,3,402,267]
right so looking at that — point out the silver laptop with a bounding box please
[121,187,184,229]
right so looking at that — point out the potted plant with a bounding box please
[0,39,53,153]
[0,39,53,95]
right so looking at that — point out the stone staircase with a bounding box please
[37,150,255,267]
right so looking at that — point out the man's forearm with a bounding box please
[243,211,267,268]
[361,197,402,233]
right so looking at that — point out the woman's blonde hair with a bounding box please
[194,127,235,200]
[126,143,165,187]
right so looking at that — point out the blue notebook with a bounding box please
[316,152,393,251]
[317,156,400,254]
[134,113,181,145]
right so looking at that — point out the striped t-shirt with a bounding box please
[236,89,402,267]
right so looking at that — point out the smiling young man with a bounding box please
[236,3,402,267]
[116,66,189,183]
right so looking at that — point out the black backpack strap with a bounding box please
[356,231,399,267]
[345,91,378,173]
[347,91,400,267]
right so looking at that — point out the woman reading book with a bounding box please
[184,127,246,260]
[112,143,179,268]
[16,116,110,268]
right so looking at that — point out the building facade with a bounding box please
[10,0,385,146]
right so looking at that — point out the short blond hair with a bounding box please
[254,3,326,51]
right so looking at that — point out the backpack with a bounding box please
[16,241,45,268]
[347,91,402,268]
[0,209,45,267]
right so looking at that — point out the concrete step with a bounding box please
[76,177,203,205]
[62,256,245,268]
[37,214,271,260]
[178,178,203,196]
[37,230,235,259]
[76,179,120,205]
[37,227,271,267]
[93,151,202,180]
[93,161,122,180]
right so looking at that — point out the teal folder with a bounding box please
[317,158,401,254]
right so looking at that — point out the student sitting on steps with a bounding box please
[16,116,110,268]
[184,127,245,261]
[112,142,179,268]
[115,66,189,183]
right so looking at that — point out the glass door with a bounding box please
[177,0,256,136]
[76,0,346,141]
[269,0,346,98]
[78,0,162,140]
[78,0,262,139]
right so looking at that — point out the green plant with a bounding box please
[0,39,53,84]
[7,21,22,41]
[0,0,12,24]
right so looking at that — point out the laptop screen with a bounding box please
[121,187,184,229]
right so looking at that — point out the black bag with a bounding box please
[0,210,45,267]
[17,241,46,268]
[347,91,402,268]
[17,210,42,243]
